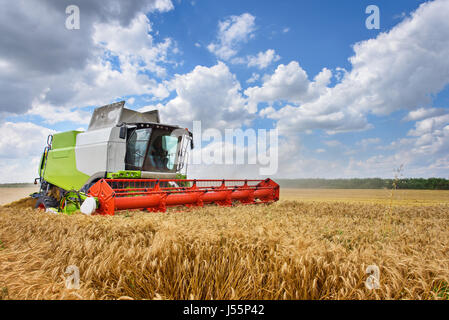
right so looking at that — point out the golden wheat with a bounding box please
[0,198,448,300]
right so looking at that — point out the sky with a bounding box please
[0,0,448,182]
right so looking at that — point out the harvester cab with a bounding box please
[88,101,193,178]
[33,101,279,215]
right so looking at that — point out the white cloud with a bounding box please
[357,138,381,148]
[259,0,449,133]
[359,113,449,177]
[246,73,260,84]
[0,122,55,159]
[324,140,342,147]
[247,49,280,69]
[0,156,42,183]
[408,113,449,138]
[246,61,332,114]
[27,101,92,125]
[403,107,449,121]
[21,13,174,125]
[0,122,56,183]
[207,13,256,60]
[1,0,449,181]
[188,135,343,179]
[150,0,174,12]
[25,58,171,125]
[139,62,254,130]
[187,139,262,178]
[273,136,344,178]
[258,129,447,178]
[93,13,174,78]
[0,0,174,116]
[344,0,449,116]
[233,49,280,69]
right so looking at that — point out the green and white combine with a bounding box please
[32,101,279,215]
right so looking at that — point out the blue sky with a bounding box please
[154,0,422,73]
[0,0,448,182]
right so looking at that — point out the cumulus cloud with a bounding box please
[232,49,281,69]
[207,13,256,60]
[187,134,351,180]
[0,122,56,183]
[357,138,381,148]
[324,140,342,147]
[0,0,174,118]
[247,62,332,104]
[93,13,175,78]
[408,113,449,140]
[0,122,55,159]
[403,107,449,121]
[27,100,92,125]
[247,49,281,69]
[139,62,254,130]
[246,61,332,114]
[358,113,449,177]
[1,0,449,181]
[24,12,173,124]
[258,0,449,133]
[343,0,449,116]
[246,73,260,84]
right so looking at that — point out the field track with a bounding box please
[0,187,37,206]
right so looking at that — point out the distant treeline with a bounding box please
[278,178,449,190]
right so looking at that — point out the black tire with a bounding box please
[35,195,59,210]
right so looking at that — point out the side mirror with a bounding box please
[119,126,126,139]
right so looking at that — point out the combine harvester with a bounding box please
[32,101,279,215]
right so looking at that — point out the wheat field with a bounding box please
[0,189,448,300]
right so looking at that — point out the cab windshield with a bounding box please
[125,126,187,172]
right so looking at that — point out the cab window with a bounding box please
[125,128,151,169]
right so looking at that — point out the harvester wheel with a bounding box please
[35,195,59,210]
